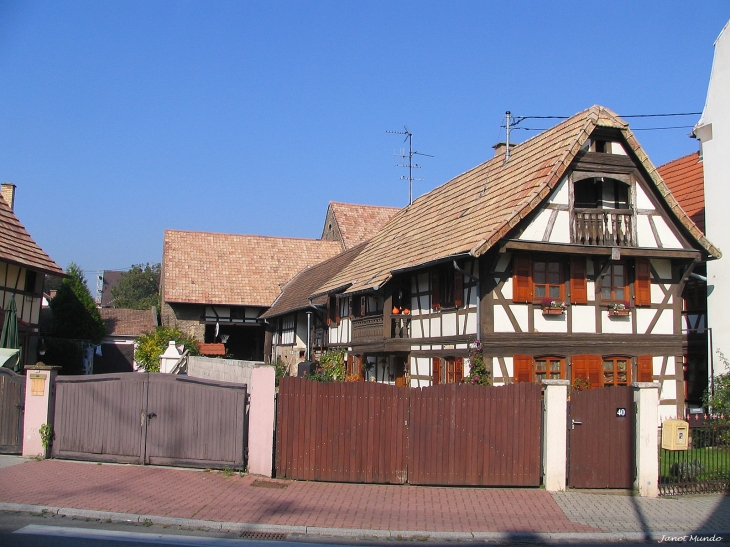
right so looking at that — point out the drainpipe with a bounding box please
[306,311,312,361]
[453,260,480,339]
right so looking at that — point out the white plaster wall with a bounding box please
[602,314,633,334]
[430,316,441,336]
[533,310,567,333]
[500,278,513,299]
[609,142,628,155]
[442,312,457,336]
[635,308,674,335]
[636,184,655,210]
[495,253,511,273]
[636,215,659,248]
[571,306,596,333]
[503,357,514,384]
[551,178,569,205]
[458,311,477,335]
[651,259,672,280]
[518,208,551,241]
[411,319,423,339]
[697,21,730,372]
[652,217,683,249]
[548,211,571,243]
[650,284,670,304]
[660,357,677,401]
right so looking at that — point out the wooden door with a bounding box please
[0,369,25,454]
[569,386,635,488]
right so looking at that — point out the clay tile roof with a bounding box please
[0,196,63,275]
[163,230,343,307]
[260,242,367,319]
[657,152,705,233]
[100,308,156,337]
[318,106,719,296]
[327,202,400,249]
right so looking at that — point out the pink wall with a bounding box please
[248,366,275,476]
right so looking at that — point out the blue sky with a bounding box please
[0,1,728,279]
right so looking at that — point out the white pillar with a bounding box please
[248,366,276,476]
[542,379,569,491]
[633,381,660,497]
[159,341,182,373]
[22,365,60,458]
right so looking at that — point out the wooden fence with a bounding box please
[275,377,542,486]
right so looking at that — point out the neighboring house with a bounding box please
[693,19,730,374]
[313,106,718,419]
[96,307,157,373]
[321,202,399,249]
[161,231,342,361]
[259,242,367,373]
[657,152,708,406]
[0,183,65,368]
[97,270,123,307]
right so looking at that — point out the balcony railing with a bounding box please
[352,315,384,343]
[391,316,411,339]
[572,208,634,247]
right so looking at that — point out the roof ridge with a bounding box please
[164,229,340,244]
[330,201,400,210]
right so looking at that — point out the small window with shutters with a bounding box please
[514,355,565,383]
[432,356,463,384]
[600,262,628,303]
[571,355,632,388]
[431,266,463,309]
[602,356,631,386]
[533,260,563,302]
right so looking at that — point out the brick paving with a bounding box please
[0,459,595,533]
[2,459,730,537]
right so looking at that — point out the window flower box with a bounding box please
[540,298,566,315]
[607,302,631,316]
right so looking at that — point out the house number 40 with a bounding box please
[616,408,627,417]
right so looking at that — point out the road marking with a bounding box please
[13,524,307,546]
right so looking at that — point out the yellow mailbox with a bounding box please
[662,419,689,450]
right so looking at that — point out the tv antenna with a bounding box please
[387,126,433,205]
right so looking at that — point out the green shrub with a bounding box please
[134,326,199,372]
[307,348,346,382]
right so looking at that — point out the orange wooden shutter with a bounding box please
[454,271,464,308]
[431,270,441,309]
[513,255,531,303]
[432,357,441,385]
[635,259,651,306]
[357,355,364,380]
[637,355,653,383]
[572,355,602,389]
[327,295,335,325]
[335,296,341,323]
[513,354,532,383]
[570,257,588,304]
[455,357,464,383]
[360,296,366,317]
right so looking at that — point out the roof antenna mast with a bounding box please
[504,111,512,163]
[387,126,433,205]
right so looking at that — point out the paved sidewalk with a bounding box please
[0,459,728,541]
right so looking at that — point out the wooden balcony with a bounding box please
[391,316,411,339]
[352,315,384,344]
[572,209,634,247]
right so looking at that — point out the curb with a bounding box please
[2,502,730,543]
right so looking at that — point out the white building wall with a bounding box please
[696,21,730,372]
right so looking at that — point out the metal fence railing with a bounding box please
[660,417,730,496]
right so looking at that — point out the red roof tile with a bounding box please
[163,230,343,307]
[99,308,156,337]
[198,343,226,356]
[0,195,63,275]
[657,152,705,233]
[325,202,399,249]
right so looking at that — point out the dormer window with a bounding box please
[574,177,630,210]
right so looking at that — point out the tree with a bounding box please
[50,263,105,343]
[110,263,161,310]
[135,326,199,372]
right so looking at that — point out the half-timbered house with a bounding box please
[313,106,720,418]
[0,183,64,369]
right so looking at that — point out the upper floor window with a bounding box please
[279,315,295,345]
[574,177,630,210]
[24,270,37,294]
[533,260,563,301]
[431,266,463,310]
[600,262,628,303]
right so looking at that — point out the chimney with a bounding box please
[1,183,16,210]
[492,142,517,158]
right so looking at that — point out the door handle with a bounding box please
[571,420,582,429]
[147,412,157,420]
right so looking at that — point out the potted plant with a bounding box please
[608,301,631,316]
[540,297,566,315]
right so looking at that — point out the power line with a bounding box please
[514,112,701,120]
[510,125,695,132]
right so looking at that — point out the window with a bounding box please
[280,315,295,345]
[431,266,463,310]
[574,178,630,210]
[24,270,37,293]
[600,262,627,302]
[533,260,563,301]
[602,357,630,387]
[432,357,463,385]
[534,357,564,382]
[514,355,565,383]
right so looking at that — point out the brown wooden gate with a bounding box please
[569,386,635,488]
[409,382,542,486]
[52,373,247,469]
[275,378,542,486]
[0,368,25,454]
[276,377,409,483]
